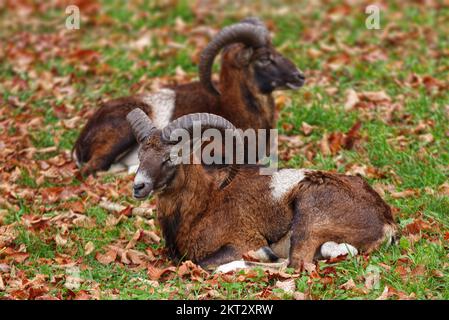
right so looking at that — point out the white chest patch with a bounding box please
[270,169,309,200]
[141,88,176,129]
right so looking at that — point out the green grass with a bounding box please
[0,0,448,300]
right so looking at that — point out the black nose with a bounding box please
[133,183,145,192]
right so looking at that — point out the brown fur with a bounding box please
[74,96,153,175]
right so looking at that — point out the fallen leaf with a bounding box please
[275,279,295,294]
[404,218,432,235]
[0,274,5,291]
[361,90,391,102]
[419,133,434,144]
[84,241,95,256]
[141,230,161,244]
[340,278,356,290]
[293,291,306,300]
[95,249,117,265]
[376,286,389,300]
[411,264,426,277]
[390,189,418,199]
[125,230,141,250]
[301,122,314,136]
[74,290,91,300]
[344,89,360,110]
[99,200,126,213]
[147,265,176,281]
[55,233,67,246]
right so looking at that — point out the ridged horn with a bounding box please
[240,16,267,29]
[199,22,268,96]
[126,108,156,143]
[161,113,236,143]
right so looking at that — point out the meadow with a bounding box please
[0,0,448,299]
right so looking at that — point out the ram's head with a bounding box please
[199,17,305,95]
[127,109,238,199]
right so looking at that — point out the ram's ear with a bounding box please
[235,47,253,67]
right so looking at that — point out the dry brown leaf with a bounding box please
[147,265,176,281]
[411,264,426,277]
[390,189,418,199]
[0,274,5,291]
[419,133,434,144]
[432,270,444,278]
[275,279,295,294]
[344,89,360,110]
[141,230,161,244]
[376,286,389,300]
[55,233,67,247]
[126,230,141,250]
[64,275,83,290]
[303,262,316,274]
[132,207,154,217]
[293,291,306,300]
[438,182,449,196]
[301,122,314,136]
[99,200,126,213]
[340,278,356,290]
[95,249,117,265]
[84,241,95,256]
[127,250,143,265]
[361,90,391,102]
[364,272,380,290]
[404,218,432,235]
[320,133,331,156]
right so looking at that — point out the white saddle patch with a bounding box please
[141,88,176,129]
[320,241,358,259]
[270,169,309,200]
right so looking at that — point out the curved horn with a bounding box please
[240,16,267,29]
[199,22,268,96]
[126,108,156,143]
[161,113,236,143]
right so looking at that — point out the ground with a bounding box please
[1,0,449,300]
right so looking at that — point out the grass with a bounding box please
[0,0,448,299]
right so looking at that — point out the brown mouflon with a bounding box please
[127,109,397,270]
[73,17,305,176]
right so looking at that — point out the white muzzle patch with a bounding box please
[134,171,152,186]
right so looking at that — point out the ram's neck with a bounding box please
[218,68,275,130]
[156,165,214,260]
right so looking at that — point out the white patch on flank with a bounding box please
[134,170,152,186]
[109,147,140,174]
[270,169,309,200]
[141,88,176,129]
[320,241,358,260]
[215,260,248,273]
[118,146,139,174]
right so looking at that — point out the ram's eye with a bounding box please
[162,157,171,165]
